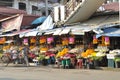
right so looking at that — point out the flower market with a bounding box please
[0,0,119,70]
[0,21,120,69]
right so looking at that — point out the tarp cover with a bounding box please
[31,16,47,25]
[37,15,54,30]
[96,27,120,38]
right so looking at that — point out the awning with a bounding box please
[0,29,32,37]
[70,27,93,35]
[24,30,40,37]
[82,14,119,27]
[102,28,120,37]
[96,27,120,38]
[64,24,94,35]
[70,28,85,35]
[19,29,36,38]
[44,29,56,35]
[19,29,44,37]
[53,28,63,35]
[59,27,71,35]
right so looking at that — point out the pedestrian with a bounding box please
[22,44,30,67]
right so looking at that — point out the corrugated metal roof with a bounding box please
[22,15,40,26]
[0,14,40,27]
[0,29,32,37]
[82,14,119,26]
[0,7,41,27]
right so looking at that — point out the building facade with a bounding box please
[0,0,118,15]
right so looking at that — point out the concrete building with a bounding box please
[0,0,61,15]
[13,0,42,15]
[0,0,118,15]
[0,0,40,15]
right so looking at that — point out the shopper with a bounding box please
[22,44,30,67]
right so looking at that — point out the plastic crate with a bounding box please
[108,59,115,68]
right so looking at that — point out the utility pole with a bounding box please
[45,0,48,16]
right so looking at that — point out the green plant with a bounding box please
[114,57,120,62]
[0,49,3,54]
[90,56,103,61]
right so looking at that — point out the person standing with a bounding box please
[22,44,30,67]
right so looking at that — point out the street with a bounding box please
[0,67,120,80]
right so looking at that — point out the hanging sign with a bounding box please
[39,36,46,44]
[47,37,54,44]
[0,37,6,44]
[93,35,98,44]
[69,37,75,44]
[23,38,28,45]
[30,37,36,43]
[105,36,110,46]
[62,37,69,45]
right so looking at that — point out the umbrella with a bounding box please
[31,16,47,25]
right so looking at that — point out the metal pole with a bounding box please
[45,0,48,16]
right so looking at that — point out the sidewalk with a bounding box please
[98,67,120,71]
[1,63,120,71]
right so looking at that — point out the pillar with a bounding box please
[45,0,48,16]
[26,0,32,14]
[13,0,19,9]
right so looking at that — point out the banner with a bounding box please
[2,14,23,32]
[23,38,28,45]
[47,37,54,44]
[105,36,110,46]
[69,37,75,44]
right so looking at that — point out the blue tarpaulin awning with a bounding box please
[31,16,47,25]
[96,27,120,38]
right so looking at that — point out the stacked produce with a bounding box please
[30,45,35,50]
[0,53,2,57]
[69,48,80,53]
[40,47,48,53]
[3,45,10,52]
[81,49,95,58]
[37,54,45,61]
[56,48,69,58]
[94,46,109,52]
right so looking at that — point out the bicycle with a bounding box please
[0,51,25,67]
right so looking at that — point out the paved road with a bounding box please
[0,67,120,80]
